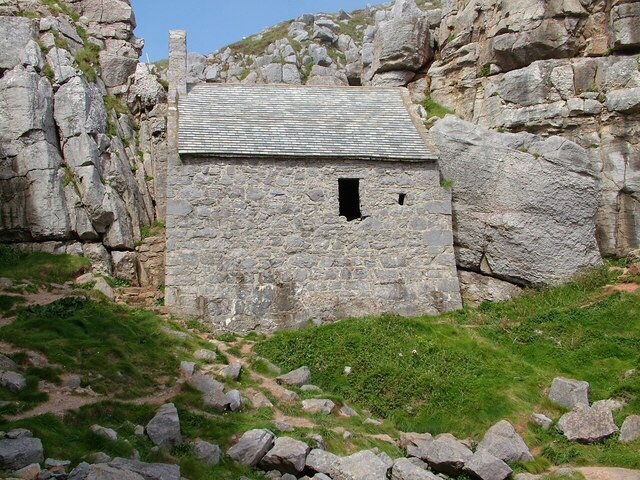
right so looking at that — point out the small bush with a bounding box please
[74,42,101,83]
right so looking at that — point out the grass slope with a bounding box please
[255,265,640,468]
[0,245,90,284]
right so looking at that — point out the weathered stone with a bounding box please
[302,399,335,415]
[392,457,439,480]
[432,116,601,287]
[91,424,118,441]
[331,450,391,480]
[193,349,217,362]
[371,70,415,87]
[226,389,242,412]
[228,429,275,467]
[277,366,311,386]
[93,277,115,301]
[179,361,195,377]
[188,374,224,394]
[399,432,434,459]
[339,405,358,417]
[111,251,139,287]
[0,354,18,372]
[259,436,311,474]
[531,413,553,430]
[0,371,26,392]
[605,88,640,114]
[12,462,41,479]
[46,47,77,84]
[192,440,221,465]
[458,271,522,306]
[592,399,626,413]
[548,377,590,409]
[477,420,533,463]
[423,434,473,475]
[0,437,44,471]
[557,404,618,443]
[220,362,242,380]
[54,76,107,139]
[145,403,182,449]
[463,450,512,480]
[306,448,339,475]
[611,3,640,51]
[0,16,36,71]
[108,457,181,480]
[6,429,32,439]
[619,415,640,444]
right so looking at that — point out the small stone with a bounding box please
[364,418,383,426]
[477,420,533,463]
[619,415,640,443]
[134,425,145,437]
[339,405,358,417]
[0,353,18,372]
[259,436,311,474]
[61,374,81,389]
[306,433,325,450]
[343,366,352,375]
[274,421,294,432]
[92,277,115,301]
[12,462,40,479]
[548,377,590,409]
[302,399,335,415]
[90,452,112,463]
[194,349,217,362]
[180,361,196,377]
[6,429,32,440]
[220,362,242,380]
[557,404,618,443]
[279,388,299,403]
[424,434,473,475]
[399,432,434,459]
[44,458,70,470]
[277,366,311,386]
[0,371,27,392]
[301,384,322,392]
[90,425,118,441]
[227,389,242,411]
[187,374,224,394]
[228,429,275,467]
[531,413,553,430]
[145,403,182,449]
[343,431,353,440]
[192,439,221,465]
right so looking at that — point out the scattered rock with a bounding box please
[226,389,243,411]
[134,425,145,437]
[592,399,626,412]
[464,450,513,480]
[45,458,71,472]
[274,421,294,432]
[392,457,439,480]
[0,436,44,471]
[259,436,311,474]
[93,277,115,301]
[187,374,224,394]
[363,418,383,426]
[246,389,273,409]
[423,434,473,475]
[0,353,18,372]
[0,371,27,392]
[279,389,299,403]
[306,448,339,475]
[145,403,182,449]
[557,404,619,443]
[301,384,322,393]
[619,415,640,444]
[531,413,553,430]
[228,429,275,467]
[194,349,217,362]
[302,399,335,415]
[12,462,41,479]
[306,433,325,450]
[277,366,311,386]
[477,420,533,463]
[179,361,196,377]
[61,374,82,389]
[6,429,32,439]
[220,362,242,380]
[548,377,590,409]
[90,425,118,441]
[339,405,359,417]
[399,432,434,459]
[192,440,221,465]
[108,457,181,480]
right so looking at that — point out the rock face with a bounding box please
[432,116,601,286]
[145,403,182,449]
[557,404,619,443]
[477,420,534,463]
[548,377,590,409]
[228,429,275,467]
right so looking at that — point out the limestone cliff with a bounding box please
[0,0,166,283]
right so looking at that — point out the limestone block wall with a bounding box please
[165,157,462,333]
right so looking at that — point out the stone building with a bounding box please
[165,31,461,332]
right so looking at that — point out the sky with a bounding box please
[131,0,376,62]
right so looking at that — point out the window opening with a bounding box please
[339,178,362,221]
[398,193,407,205]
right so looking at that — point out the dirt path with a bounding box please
[577,468,640,480]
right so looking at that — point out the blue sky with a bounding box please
[131,0,375,62]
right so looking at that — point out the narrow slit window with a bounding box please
[398,193,407,205]
[339,178,361,221]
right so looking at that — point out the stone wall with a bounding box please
[165,157,462,333]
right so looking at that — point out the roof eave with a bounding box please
[177,151,439,163]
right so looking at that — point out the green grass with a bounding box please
[422,95,454,119]
[227,21,292,56]
[141,220,166,240]
[0,245,89,284]
[0,294,25,315]
[74,42,102,83]
[255,265,640,468]
[0,297,186,398]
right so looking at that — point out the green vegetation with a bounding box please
[74,41,102,83]
[338,10,373,43]
[104,95,130,116]
[422,95,454,119]
[42,0,81,21]
[256,264,640,468]
[227,22,293,56]
[0,245,89,284]
[440,178,454,189]
[478,65,491,78]
[141,220,166,240]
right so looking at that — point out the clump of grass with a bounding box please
[0,245,89,284]
[140,220,166,240]
[0,294,25,315]
[227,21,292,56]
[421,95,454,118]
[42,0,80,21]
[104,95,129,116]
[440,178,454,189]
[74,42,101,83]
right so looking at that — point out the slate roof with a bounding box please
[178,84,437,162]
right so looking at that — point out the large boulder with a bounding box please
[145,403,182,449]
[277,366,311,386]
[0,437,44,471]
[331,450,391,480]
[548,377,590,409]
[306,448,340,475]
[371,0,431,75]
[423,434,473,475]
[463,450,513,480]
[557,404,619,443]
[258,436,311,474]
[619,415,640,444]
[228,429,275,467]
[0,16,36,71]
[477,420,533,463]
[432,116,601,287]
